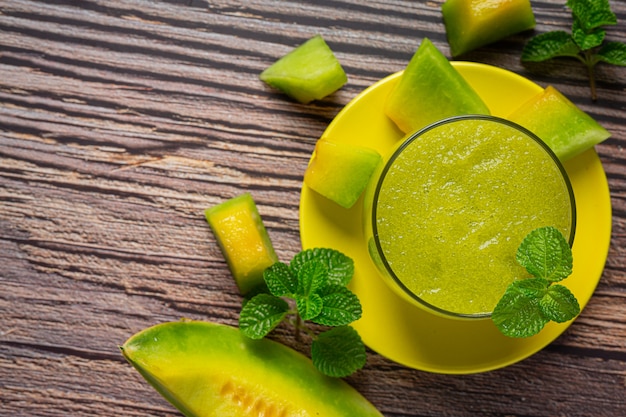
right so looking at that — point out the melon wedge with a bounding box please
[508,86,611,161]
[442,0,536,57]
[205,193,278,295]
[384,38,490,134]
[120,321,383,417]
[260,35,347,104]
[304,138,382,209]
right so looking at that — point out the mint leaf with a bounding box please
[264,262,297,297]
[296,293,323,320]
[311,285,362,326]
[540,284,581,323]
[492,280,550,338]
[239,294,289,339]
[596,41,626,65]
[296,260,328,297]
[311,326,366,378]
[567,0,616,31]
[511,277,551,297]
[291,247,354,286]
[516,226,572,283]
[572,20,605,50]
[521,31,580,62]
[493,227,581,338]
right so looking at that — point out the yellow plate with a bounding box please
[299,62,612,374]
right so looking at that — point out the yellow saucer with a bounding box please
[299,62,612,374]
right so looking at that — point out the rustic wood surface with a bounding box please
[1,1,625,416]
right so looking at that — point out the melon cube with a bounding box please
[508,86,611,161]
[384,38,490,134]
[304,138,382,209]
[205,193,278,295]
[260,35,347,104]
[442,0,536,57]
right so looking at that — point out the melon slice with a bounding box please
[260,35,347,104]
[121,321,383,417]
[304,138,382,209]
[384,38,490,134]
[442,0,536,57]
[205,193,278,295]
[508,86,611,161]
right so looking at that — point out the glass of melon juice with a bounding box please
[364,115,576,319]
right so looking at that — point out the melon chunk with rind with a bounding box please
[442,0,536,57]
[260,35,347,104]
[120,321,383,417]
[205,193,278,295]
[507,86,611,162]
[384,38,490,134]
[304,138,382,209]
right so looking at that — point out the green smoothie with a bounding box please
[370,116,575,317]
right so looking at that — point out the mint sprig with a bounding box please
[492,227,581,338]
[521,0,626,101]
[239,248,366,377]
[311,326,365,377]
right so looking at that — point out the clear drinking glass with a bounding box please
[363,115,576,319]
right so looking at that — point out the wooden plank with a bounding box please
[1,0,625,416]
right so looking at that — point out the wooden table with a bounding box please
[2,1,625,416]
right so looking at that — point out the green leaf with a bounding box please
[296,293,323,320]
[596,41,626,65]
[241,282,270,307]
[296,260,328,297]
[291,248,354,286]
[516,226,573,282]
[522,31,581,62]
[572,20,605,50]
[311,326,366,377]
[492,281,550,338]
[264,262,298,297]
[239,294,289,339]
[511,277,551,297]
[567,0,616,31]
[311,285,362,326]
[540,284,581,323]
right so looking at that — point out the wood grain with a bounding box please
[1,1,625,416]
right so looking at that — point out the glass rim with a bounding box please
[370,114,577,319]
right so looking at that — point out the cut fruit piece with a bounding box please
[205,193,278,295]
[260,35,347,104]
[384,38,490,134]
[120,321,383,417]
[442,0,536,57]
[304,138,382,209]
[508,86,611,161]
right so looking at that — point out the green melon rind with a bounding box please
[384,38,490,134]
[260,35,348,104]
[120,320,383,417]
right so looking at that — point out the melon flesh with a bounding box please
[384,38,490,134]
[304,138,382,209]
[205,193,278,295]
[121,321,383,417]
[442,0,536,57]
[508,86,611,162]
[260,35,347,104]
